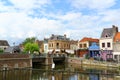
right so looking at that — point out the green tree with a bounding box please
[22,37,40,54]
[22,37,36,46]
[24,43,39,54]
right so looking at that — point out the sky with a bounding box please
[0,0,120,46]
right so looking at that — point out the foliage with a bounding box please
[21,37,40,54]
[0,48,3,54]
[85,54,90,59]
[22,37,36,46]
[24,43,39,54]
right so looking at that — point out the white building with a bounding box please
[0,40,9,50]
[99,25,118,60]
[44,38,49,53]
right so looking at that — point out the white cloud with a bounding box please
[69,0,116,10]
[9,0,51,10]
[0,1,13,12]
[0,0,120,45]
[0,11,66,42]
[99,9,120,23]
[57,12,82,21]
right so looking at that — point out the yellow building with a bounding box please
[48,34,70,53]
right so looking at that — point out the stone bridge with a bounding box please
[32,53,67,65]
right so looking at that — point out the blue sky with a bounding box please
[0,0,120,45]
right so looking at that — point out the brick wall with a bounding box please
[0,53,32,69]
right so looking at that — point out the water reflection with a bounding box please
[0,63,119,80]
[0,68,32,80]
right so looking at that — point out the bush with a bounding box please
[0,49,3,54]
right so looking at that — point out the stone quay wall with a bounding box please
[0,53,32,69]
[68,57,119,69]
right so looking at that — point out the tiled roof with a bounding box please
[4,46,20,53]
[70,40,78,45]
[100,25,118,38]
[79,37,99,43]
[114,32,120,42]
[0,40,9,46]
[49,34,70,40]
[101,28,113,38]
[36,40,44,46]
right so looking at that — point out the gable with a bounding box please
[101,28,113,38]
[0,40,9,46]
[100,25,118,39]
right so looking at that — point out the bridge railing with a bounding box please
[32,53,47,58]
[32,53,67,58]
[48,54,67,57]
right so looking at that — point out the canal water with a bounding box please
[0,63,120,80]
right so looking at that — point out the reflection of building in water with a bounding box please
[52,76,54,80]
[0,69,32,80]
[3,68,116,80]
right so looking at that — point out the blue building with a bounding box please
[89,42,100,59]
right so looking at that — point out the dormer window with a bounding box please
[105,33,110,38]
[106,35,108,37]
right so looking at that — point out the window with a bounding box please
[102,43,105,47]
[114,55,118,60]
[49,44,51,47]
[56,43,59,49]
[79,44,82,48]
[67,44,68,47]
[84,44,86,47]
[52,43,53,47]
[107,42,110,47]
[45,45,47,49]
[64,44,66,48]
[105,35,108,38]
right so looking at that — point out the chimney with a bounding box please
[112,25,118,32]
[64,34,66,38]
[52,34,54,37]
[112,25,116,28]
[112,25,118,37]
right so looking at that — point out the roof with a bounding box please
[100,25,118,38]
[44,38,49,43]
[49,34,70,41]
[114,32,120,42]
[36,40,44,47]
[79,37,99,43]
[100,28,113,38]
[4,46,21,53]
[70,40,78,45]
[89,42,100,50]
[0,40,9,46]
